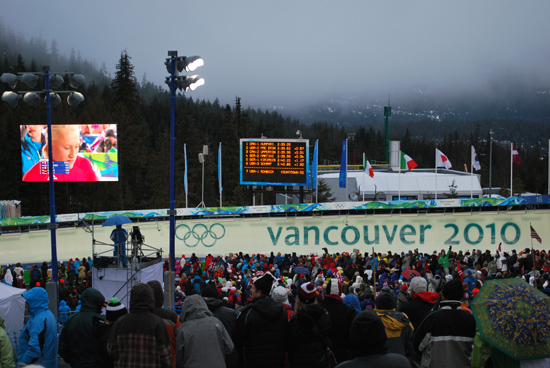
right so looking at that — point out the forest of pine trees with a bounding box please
[1,30,549,217]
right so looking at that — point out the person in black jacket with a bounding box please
[319,278,356,364]
[232,271,288,368]
[93,298,128,368]
[289,282,332,368]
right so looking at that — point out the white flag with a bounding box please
[472,146,481,171]
[436,149,452,169]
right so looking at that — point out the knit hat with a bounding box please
[375,292,395,310]
[201,284,218,298]
[350,310,387,356]
[442,279,464,301]
[409,277,427,294]
[445,274,453,282]
[106,297,128,322]
[252,271,276,296]
[326,278,342,296]
[271,286,290,305]
[298,282,316,304]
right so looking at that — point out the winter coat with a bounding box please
[398,291,439,331]
[335,353,412,368]
[18,287,58,368]
[176,295,234,368]
[413,300,476,368]
[59,287,105,368]
[375,309,414,358]
[319,295,357,364]
[0,316,15,368]
[204,296,239,367]
[92,316,115,368]
[107,283,172,368]
[232,296,289,368]
[288,304,331,368]
[58,300,72,324]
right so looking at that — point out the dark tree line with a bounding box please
[1,47,549,216]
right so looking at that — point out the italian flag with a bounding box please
[401,152,418,171]
[363,153,374,178]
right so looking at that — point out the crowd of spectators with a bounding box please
[1,245,549,367]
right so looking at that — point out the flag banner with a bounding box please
[339,140,347,188]
[472,146,481,171]
[531,225,542,243]
[512,144,522,164]
[363,153,374,178]
[400,152,418,171]
[312,140,318,189]
[184,144,188,195]
[436,148,452,169]
[218,142,223,194]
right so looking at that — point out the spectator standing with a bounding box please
[59,287,106,368]
[110,224,128,267]
[335,309,411,368]
[319,278,356,364]
[374,292,414,360]
[93,298,128,368]
[0,316,15,368]
[288,282,332,368]
[107,283,172,368]
[398,277,439,330]
[232,271,288,368]
[41,261,49,286]
[18,287,58,368]
[202,284,239,368]
[176,294,234,368]
[413,279,476,368]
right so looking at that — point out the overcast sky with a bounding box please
[3,1,549,107]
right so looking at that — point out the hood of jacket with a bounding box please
[23,287,50,316]
[375,309,410,331]
[295,303,326,329]
[204,296,224,311]
[248,296,285,321]
[146,280,165,308]
[413,291,440,304]
[80,287,105,313]
[182,294,212,321]
[130,283,155,312]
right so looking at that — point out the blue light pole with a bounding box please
[44,66,59,283]
[165,51,204,272]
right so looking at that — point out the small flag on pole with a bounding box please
[472,146,481,171]
[339,140,347,188]
[184,144,188,195]
[512,144,522,165]
[218,142,223,194]
[436,149,452,169]
[531,225,542,243]
[400,152,418,171]
[312,140,318,189]
[363,153,374,178]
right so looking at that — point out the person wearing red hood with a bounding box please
[398,276,439,331]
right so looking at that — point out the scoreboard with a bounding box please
[240,138,309,186]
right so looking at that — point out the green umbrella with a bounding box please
[470,278,550,360]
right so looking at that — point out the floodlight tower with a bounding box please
[164,51,204,273]
[1,67,85,320]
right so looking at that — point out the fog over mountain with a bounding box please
[2,1,549,112]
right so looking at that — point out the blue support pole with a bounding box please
[44,67,58,283]
[169,52,176,272]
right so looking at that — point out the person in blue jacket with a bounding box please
[18,287,58,368]
[21,125,46,175]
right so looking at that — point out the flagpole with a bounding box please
[184,143,188,208]
[470,146,474,199]
[362,152,365,202]
[510,142,513,197]
[219,142,222,207]
[399,151,402,200]
[531,222,536,288]
[435,148,438,200]
[548,139,549,195]
[315,140,319,203]
[345,138,348,202]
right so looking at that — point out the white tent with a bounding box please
[0,283,26,335]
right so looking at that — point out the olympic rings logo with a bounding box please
[175,223,226,247]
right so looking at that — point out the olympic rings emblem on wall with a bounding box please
[175,223,226,247]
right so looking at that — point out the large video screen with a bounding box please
[240,138,309,186]
[21,124,118,182]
